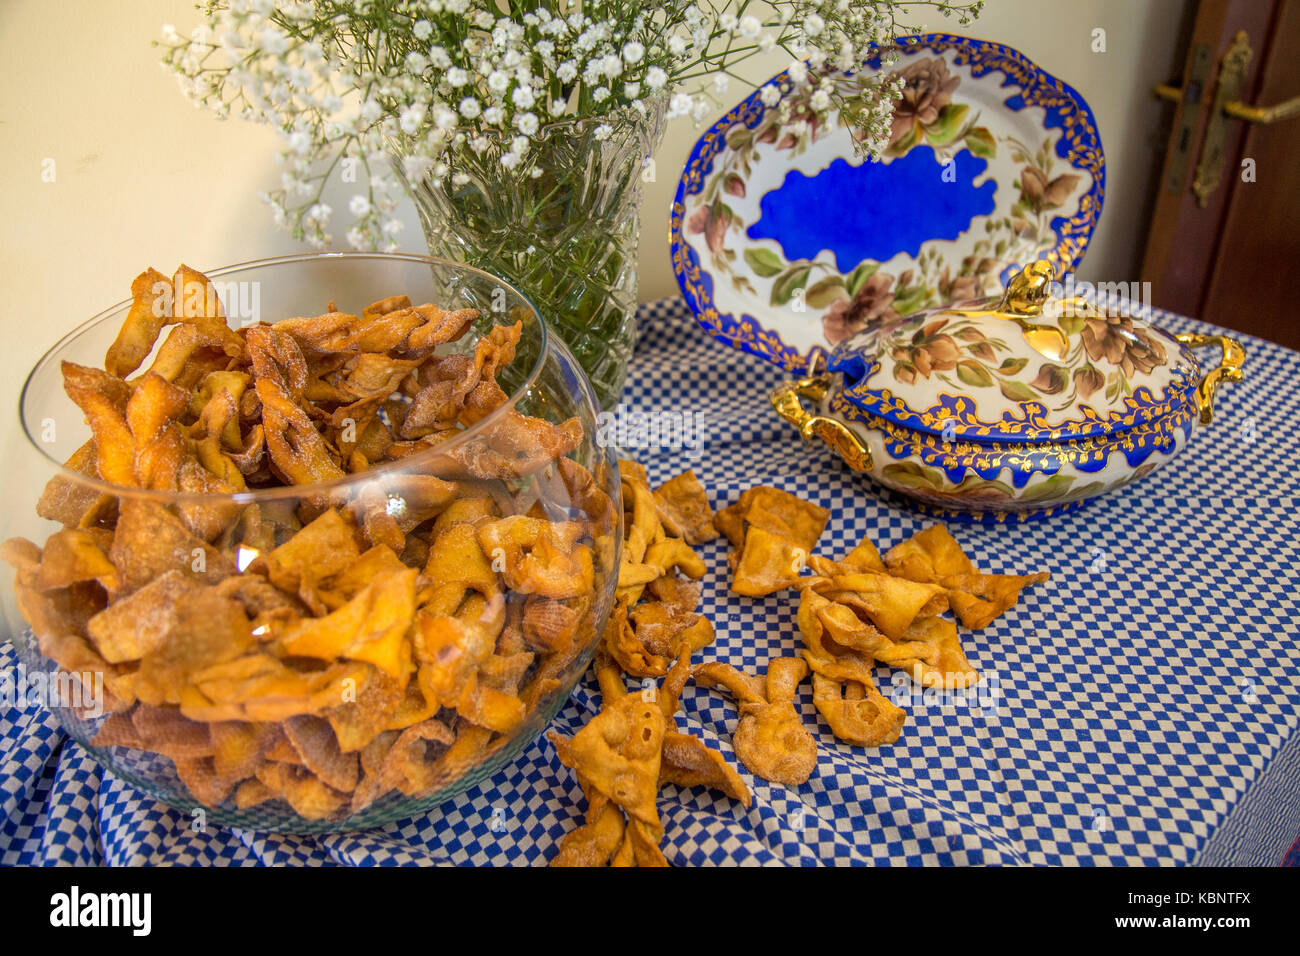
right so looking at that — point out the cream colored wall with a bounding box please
[0,0,1191,428]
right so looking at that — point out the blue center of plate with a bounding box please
[746,147,998,272]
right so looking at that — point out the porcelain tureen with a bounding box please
[770,262,1246,522]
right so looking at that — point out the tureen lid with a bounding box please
[824,261,1202,444]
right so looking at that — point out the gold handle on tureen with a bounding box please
[770,375,874,472]
[1174,332,1246,424]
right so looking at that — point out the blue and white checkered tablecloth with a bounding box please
[3,296,1298,866]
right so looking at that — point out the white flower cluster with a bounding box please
[159,0,981,249]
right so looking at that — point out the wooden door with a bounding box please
[1141,0,1300,349]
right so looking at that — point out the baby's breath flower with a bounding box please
[162,0,980,248]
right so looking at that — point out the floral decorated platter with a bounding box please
[670,33,1106,375]
[769,262,1246,523]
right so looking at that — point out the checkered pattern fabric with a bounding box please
[3,297,1298,866]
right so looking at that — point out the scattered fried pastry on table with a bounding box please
[717,485,1048,748]
[550,459,753,865]
[3,263,614,822]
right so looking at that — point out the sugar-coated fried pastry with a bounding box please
[653,470,718,545]
[693,657,817,787]
[716,486,829,552]
[884,524,1050,629]
[811,673,906,747]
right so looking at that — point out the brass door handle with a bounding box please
[1152,30,1287,205]
[1154,82,1300,124]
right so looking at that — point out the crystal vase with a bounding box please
[396,103,666,410]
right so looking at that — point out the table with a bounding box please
[3,296,1298,865]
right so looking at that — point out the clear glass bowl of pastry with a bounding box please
[0,252,620,831]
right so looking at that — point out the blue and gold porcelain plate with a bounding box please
[670,34,1105,376]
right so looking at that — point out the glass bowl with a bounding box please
[1,252,620,832]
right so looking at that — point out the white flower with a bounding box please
[593,85,610,102]
[713,74,729,95]
[668,36,688,56]
[788,60,808,84]
[645,66,667,90]
[433,106,457,130]
[512,85,535,108]
[349,195,371,217]
[402,155,434,181]
[287,130,310,154]
[557,60,578,83]
[399,104,427,134]
[382,218,404,236]
[811,89,832,111]
[458,96,481,119]
[515,111,539,135]
[594,123,612,140]
[256,27,287,55]
[759,34,776,52]
[360,98,383,123]
[623,81,641,99]
[739,16,761,39]
[622,41,644,64]
[804,14,825,37]
[483,105,504,125]
[307,202,332,223]
[760,84,781,107]
[500,151,523,170]
[429,45,452,69]
[601,54,623,79]
[446,67,469,87]
[668,92,693,118]
[452,172,470,186]
[720,14,737,31]
[487,70,510,94]
[413,19,433,40]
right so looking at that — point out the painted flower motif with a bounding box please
[889,57,961,145]
[822,271,900,345]
[890,318,962,383]
[1081,315,1168,377]
[939,266,983,304]
[1018,163,1081,212]
[1073,365,1105,399]
[687,202,728,254]
[1029,362,1068,395]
